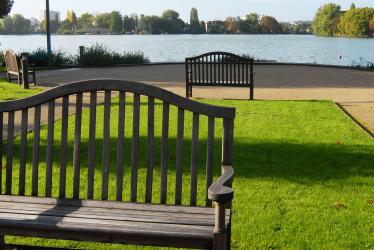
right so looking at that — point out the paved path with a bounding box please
[12,64,374,133]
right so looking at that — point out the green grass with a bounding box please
[0,79,45,100]
[2,97,374,249]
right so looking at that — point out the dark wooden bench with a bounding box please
[185,52,254,100]
[0,79,235,250]
[3,50,37,86]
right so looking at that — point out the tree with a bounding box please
[123,15,136,33]
[78,13,94,31]
[161,9,184,34]
[0,0,14,18]
[190,8,203,34]
[260,16,282,33]
[109,11,123,33]
[95,13,111,30]
[225,17,237,33]
[350,3,356,10]
[0,15,13,33]
[12,14,32,33]
[67,10,77,30]
[338,7,374,37]
[369,16,374,35]
[312,3,341,36]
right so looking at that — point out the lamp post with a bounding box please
[46,0,52,65]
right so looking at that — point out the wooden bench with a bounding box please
[3,50,37,85]
[0,79,235,250]
[185,52,254,100]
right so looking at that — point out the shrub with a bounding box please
[0,51,5,67]
[27,48,75,67]
[80,43,150,66]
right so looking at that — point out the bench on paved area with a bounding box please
[185,52,254,100]
[3,49,37,86]
[0,79,235,250]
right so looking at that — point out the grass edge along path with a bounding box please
[2,98,374,249]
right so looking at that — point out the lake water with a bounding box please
[1,34,374,66]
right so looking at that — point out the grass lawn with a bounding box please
[2,97,374,249]
[0,79,45,101]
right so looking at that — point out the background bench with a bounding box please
[3,50,36,86]
[185,51,254,100]
[0,79,235,250]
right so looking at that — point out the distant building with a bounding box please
[39,10,60,22]
[205,20,225,34]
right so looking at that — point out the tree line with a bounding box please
[312,3,374,37]
[0,7,312,35]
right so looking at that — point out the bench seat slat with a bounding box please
[0,196,231,249]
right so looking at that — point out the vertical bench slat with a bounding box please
[0,113,2,194]
[160,102,169,204]
[87,91,97,199]
[225,56,229,84]
[250,61,254,100]
[190,113,199,206]
[59,96,69,198]
[5,111,15,195]
[213,55,217,83]
[45,100,55,197]
[206,117,215,207]
[217,56,220,83]
[116,91,126,201]
[32,105,41,197]
[131,93,140,202]
[72,93,83,199]
[102,90,111,201]
[234,58,237,84]
[175,108,184,205]
[193,59,197,84]
[198,59,201,84]
[242,60,245,85]
[145,97,154,203]
[230,58,233,85]
[209,55,213,83]
[19,109,28,196]
[201,57,208,83]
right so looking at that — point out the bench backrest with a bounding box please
[0,80,235,207]
[3,50,20,73]
[185,51,254,87]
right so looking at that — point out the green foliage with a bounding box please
[0,14,32,34]
[0,0,13,18]
[109,11,123,34]
[0,51,5,68]
[338,7,374,37]
[260,16,282,33]
[27,48,75,66]
[236,13,261,34]
[80,43,150,66]
[190,8,204,34]
[123,15,136,33]
[312,3,342,36]
[77,13,94,31]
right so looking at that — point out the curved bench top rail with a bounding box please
[186,51,254,62]
[0,79,235,119]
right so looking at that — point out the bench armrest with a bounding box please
[208,165,234,203]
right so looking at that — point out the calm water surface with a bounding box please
[1,34,374,66]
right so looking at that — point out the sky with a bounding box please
[9,0,374,22]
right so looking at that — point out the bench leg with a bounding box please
[0,235,5,250]
[213,232,227,250]
[17,74,22,85]
[33,72,37,85]
[186,84,189,99]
